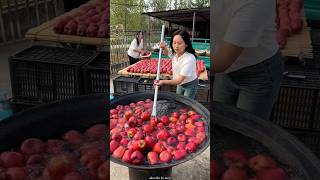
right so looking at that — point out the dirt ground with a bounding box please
[110,146,210,180]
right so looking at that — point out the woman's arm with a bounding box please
[155,75,185,86]
[159,42,169,56]
[129,39,143,54]
[133,48,142,53]
[213,41,243,73]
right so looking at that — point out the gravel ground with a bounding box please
[110,146,210,180]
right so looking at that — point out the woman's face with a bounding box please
[137,32,144,40]
[172,35,187,56]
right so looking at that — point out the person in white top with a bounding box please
[212,0,284,120]
[154,29,198,99]
[127,31,144,65]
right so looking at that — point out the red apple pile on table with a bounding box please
[276,0,304,49]
[54,0,109,38]
[211,149,289,180]
[0,124,108,180]
[110,99,207,165]
[127,59,206,77]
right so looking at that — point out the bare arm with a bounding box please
[130,39,143,54]
[133,49,142,53]
[213,41,244,73]
[155,75,185,86]
[159,42,169,56]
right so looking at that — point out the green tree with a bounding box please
[178,0,188,9]
[190,0,209,8]
[147,0,168,11]
[111,0,148,31]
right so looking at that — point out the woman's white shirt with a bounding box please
[172,52,197,85]
[213,0,278,73]
[128,38,143,58]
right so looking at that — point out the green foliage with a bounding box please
[110,0,148,31]
[190,0,209,8]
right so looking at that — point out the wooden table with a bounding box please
[117,63,209,81]
[25,19,109,46]
[25,0,109,47]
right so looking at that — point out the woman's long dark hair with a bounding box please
[135,31,143,46]
[170,29,197,58]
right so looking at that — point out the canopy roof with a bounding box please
[142,7,210,28]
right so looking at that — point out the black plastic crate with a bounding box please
[161,84,176,92]
[284,56,320,71]
[314,92,320,129]
[272,68,320,130]
[307,20,320,29]
[311,29,320,45]
[289,130,320,158]
[83,52,109,94]
[136,78,154,92]
[9,46,97,103]
[196,83,210,103]
[312,45,320,68]
[113,76,139,94]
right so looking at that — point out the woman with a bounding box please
[212,0,283,120]
[154,29,198,99]
[127,31,144,65]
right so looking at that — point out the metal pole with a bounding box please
[192,11,196,41]
[148,16,150,49]
[0,3,7,43]
[151,25,165,117]
[124,7,127,33]
[13,0,22,39]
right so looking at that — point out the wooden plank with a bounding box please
[281,19,313,59]
[24,3,109,46]
[25,19,109,46]
[199,69,208,80]
[25,19,56,38]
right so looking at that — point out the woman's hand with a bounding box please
[154,80,164,87]
[159,42,169,56]
[159,42,166,49]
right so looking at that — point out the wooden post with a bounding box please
[44,0,49,21]
[192,11,196,41]
[0,3,7,43]
[148,16,150,49]
[13,0,22,38]
[35,0,40,25]
[6,0,16,41]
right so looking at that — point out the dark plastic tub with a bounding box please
[110,92,210,180]
[0,94,107,151]
[212,101,320,180]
